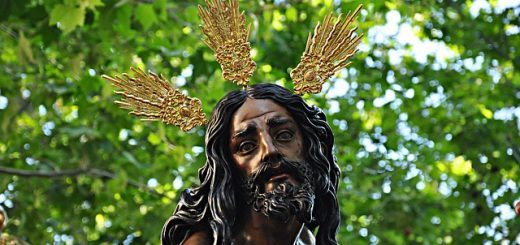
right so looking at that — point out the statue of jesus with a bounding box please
[161,83,341,244]
[103,1,362,244]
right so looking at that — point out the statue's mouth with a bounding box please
[267,173,290,183]
[262,168,289,184]
[246,159,311,195]
[262,170,302,193]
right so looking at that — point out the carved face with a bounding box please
[229,98,315,223]
[230,98,305,191]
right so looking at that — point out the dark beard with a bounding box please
[240,158,315,224]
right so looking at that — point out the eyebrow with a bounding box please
[232,117,293,140]
[232,124,257,139]
[266,116,291,128]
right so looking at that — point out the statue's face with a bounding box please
[229,98,316,223]
[229,98,305,192]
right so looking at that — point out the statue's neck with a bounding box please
[231,207,304,245]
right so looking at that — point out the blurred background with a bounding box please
[0,0,519,244]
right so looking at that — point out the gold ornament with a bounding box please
[104,3,363,132]
[102,67,207,132]
[198,0,256,87]
[291,4,363,95]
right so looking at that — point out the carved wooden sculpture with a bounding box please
[103,0,362,244]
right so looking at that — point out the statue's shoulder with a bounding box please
[182,230,212,245]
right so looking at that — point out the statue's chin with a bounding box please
[252,181,315,224]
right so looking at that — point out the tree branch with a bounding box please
[0,166,87,177]
[0,24,18,39]
[0,166,173,200]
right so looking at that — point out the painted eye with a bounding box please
[276,131,294,142]
[239,142,256,153]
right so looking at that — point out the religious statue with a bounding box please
[102,0,362,244]
[160,83,341,244]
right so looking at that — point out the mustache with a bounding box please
[244,157,313,192]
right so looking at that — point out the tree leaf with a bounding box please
[135,4,157,30]
[82,0,104,10]
[17,31,35,64]
[49,4,85,33]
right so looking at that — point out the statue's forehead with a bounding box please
[231,98,293,126]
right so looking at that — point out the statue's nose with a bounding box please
[260,134,281,165]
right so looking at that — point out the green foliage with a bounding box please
[0,0,518,244]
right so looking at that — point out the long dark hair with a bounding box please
[162,83,340,244]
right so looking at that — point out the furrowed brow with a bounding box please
[266,117,290,128]
[232,124,257,139]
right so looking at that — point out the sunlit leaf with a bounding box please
[49,4,85,33]
[135,4,157,30]
[451,156,472,176]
